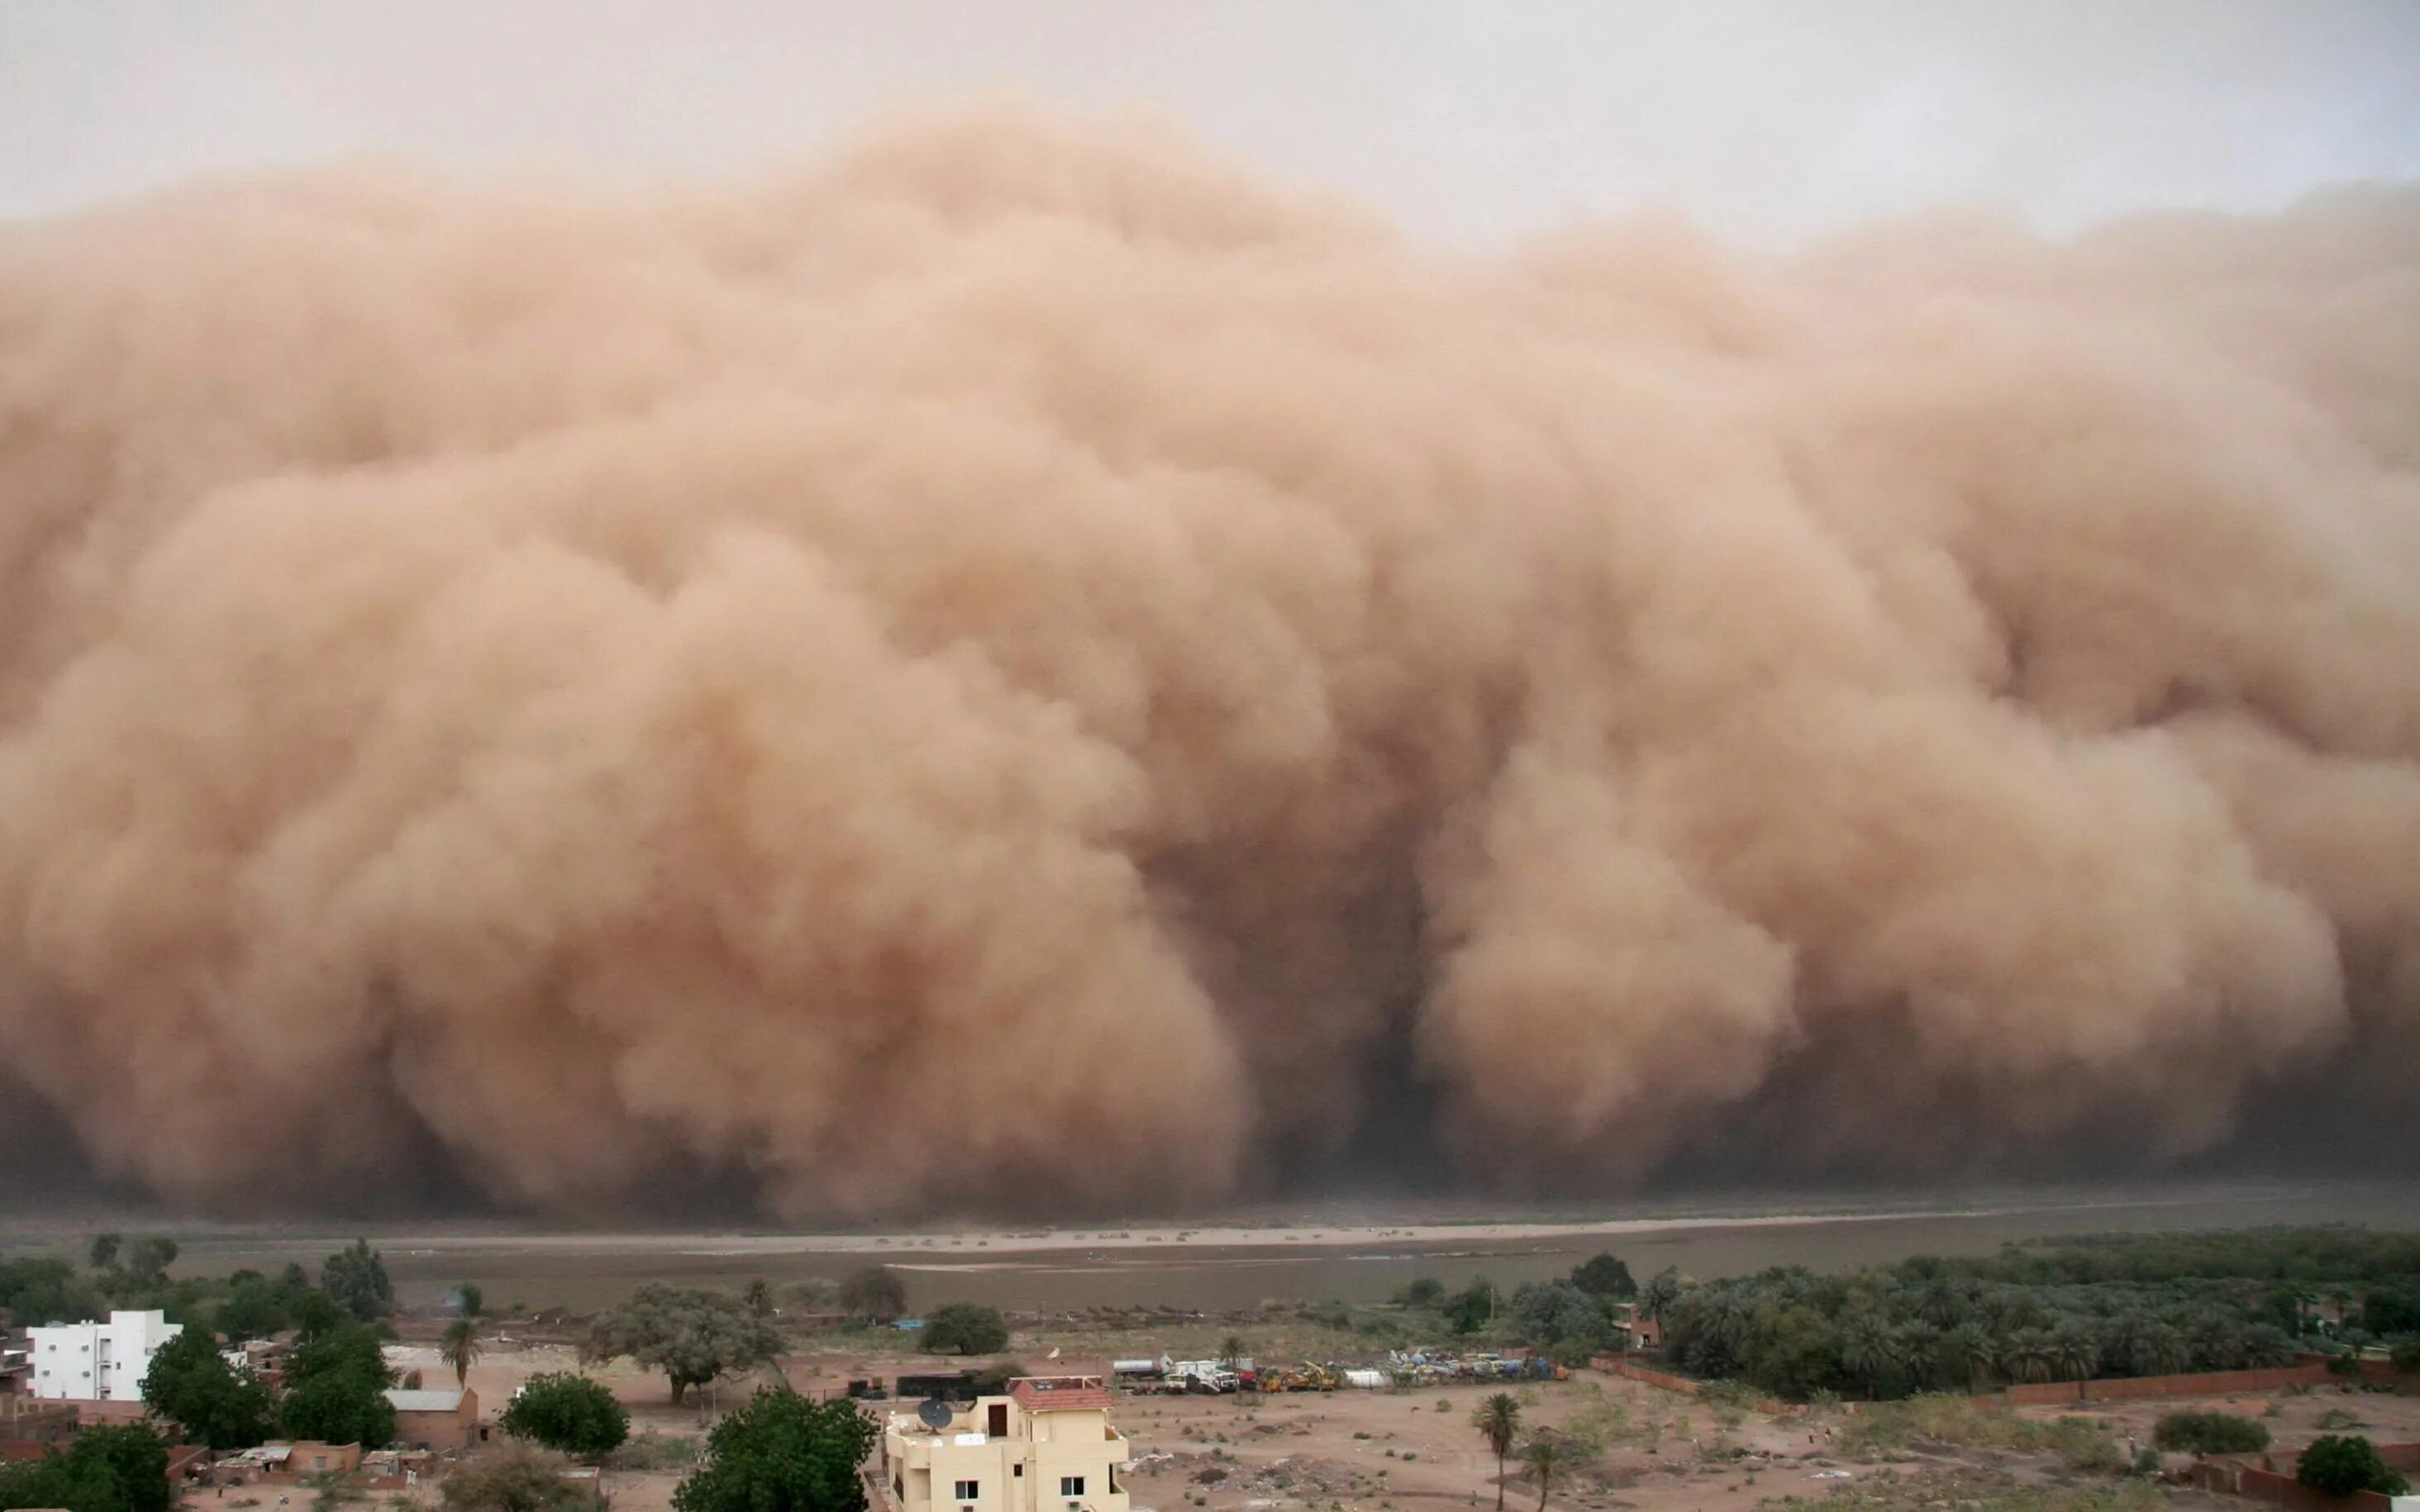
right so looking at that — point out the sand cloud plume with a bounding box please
[1,113,2416,1216]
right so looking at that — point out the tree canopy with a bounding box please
[0,1423,172,1512]
[321,1239,394,1323]
[281,1320,396,1448]
[837,1268,906,1321]
[672,1388,879,1512]
[501,1373,631,1460]
[1569,1253,1637,1300]
[582,1285,782,1405]
[2297,1434,2411,1497]
[922,1304,1008,1356]
[141,1328,277,1451]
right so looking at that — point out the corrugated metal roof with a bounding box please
[383,1389,465,1412]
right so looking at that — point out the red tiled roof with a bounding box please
[1008,1377,1109,1412]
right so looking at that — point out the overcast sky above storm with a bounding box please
[4,0,2417,244]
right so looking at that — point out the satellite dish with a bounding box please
[917,1397,954,1429]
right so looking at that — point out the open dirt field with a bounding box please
[26,1178,2420,1314]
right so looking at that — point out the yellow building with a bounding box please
[880,1377,1131,1512]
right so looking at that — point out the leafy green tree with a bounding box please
[922,1304,1008,1356]
[1445,1280,1497,1337]
[1512,1282,1608,1360]
[122,1238,179,1287]
[289,1286,346,1340]
[0,1255,106,1328]
[456,1283,485,1318]
[582,1285,782,1406]
[1471,1393,1522,1512]
[2391,1334,2420,1372]
[2297,1434,2411,1497]
[282,1321,396,1448]
[321,1240,394,1323]
[1397,1277,1446,1307]
[2241,1324,2298,1368]
[141,1329,277,1451]
[743,1281,774,1319]
[836,1267,905,1321]
[439,1443,596,1512]
[2152,1411,2270,1455]
[1568,1253,1636,1300]
[1221,1334,1247,1370]
[500,1373,631,1460]
[672,1387,879,1512]
[443,1316,484,1387]
[283,1371,395,1449]
[0,1424,173,1512]
[89,1234,124,1272]
[217,1275,294,1342]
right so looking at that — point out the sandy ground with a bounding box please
[311,1335,2420,1512]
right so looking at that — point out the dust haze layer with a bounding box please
[2,112,2417,1220]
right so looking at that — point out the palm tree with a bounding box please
[1937,1324,1995,1394]
[1639,1268,1682,1329]
[1519,1429,1575,1511]
[2003,1328,2055,1385]
[2050,1322,2100,1384]
[1472,1392,1522,1512]
[440,1315,482,1388]
[1839,1313,1897,1400]
[2135,1322,2190,1377]
[1893,1322,1941,1391]
[1221,1334,1248,1371]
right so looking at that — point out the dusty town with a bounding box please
[5,1228,2419,1512]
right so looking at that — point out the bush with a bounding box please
[500,1373,630,1460]
[837,1267,906,1321]
[2151,1410,2270,1455]
[2297,1434,2412,1497]
[2391,1335,2420,1372]
[922,1303,1009,1356]
[439,1443,594,1512]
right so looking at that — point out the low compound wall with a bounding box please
[2184,1443,2420,1512]
[1589,1356,1703,1395]
[2001,1358,2416,1406]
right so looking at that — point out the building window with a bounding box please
[954,1481,979,1501]
[1060,1476,1084,1496]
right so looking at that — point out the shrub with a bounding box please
[2297,1434,2411,1497]
[499,1373,630,1460]
[922,1303,1009,1356]
[2151,1410,2270,1455]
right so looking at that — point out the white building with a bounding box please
[882,1377,1130,1512]
[27,1310,183,1400]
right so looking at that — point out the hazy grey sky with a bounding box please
[4,0,2418,245]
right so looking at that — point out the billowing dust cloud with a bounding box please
[2,112,2418,1219]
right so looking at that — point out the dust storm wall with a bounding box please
[2,112,2417,1217]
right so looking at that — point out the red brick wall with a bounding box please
[1589,1356,1703,1395]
